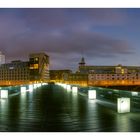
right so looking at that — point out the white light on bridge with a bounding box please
[37,83,42,87]
[66,85,71,91]
[21,87,26,93]
[61,84,67,89]
[88,90,96,99]
[0,90,8,99]
[29,85,33,92]
[63,84,67,89]
[117,98,130,113]
[42,83,48,85]
[132,91,138,96]
[72,87,78,93]
[33,84,37,89]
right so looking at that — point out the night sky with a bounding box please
[0,8,140,71]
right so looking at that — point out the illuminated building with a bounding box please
[68,73,88,86]
[0,51,5,65]
[29,52,49,82]
[0,52,49,86]
[50,70,72,82]
[78,58,140,86]
[0,60,29,85]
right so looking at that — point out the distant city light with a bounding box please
[33,84,37,89]
[117,98,130,113]
[42,83,48,85]
[60,83,67,89]
[0,90,8,99]
[37,83,42,87]
[29,85,33,92]
[88,90,96,99]
[20,87,26,93]
[66,85,71,91]
[72,87,78,93]
[131,91,138,96]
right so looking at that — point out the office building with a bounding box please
[29,52,49,82]
[0,60,29,85]
[0,52,49,86]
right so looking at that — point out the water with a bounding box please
[0,84,140,132]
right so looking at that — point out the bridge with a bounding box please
[0,82,140,131]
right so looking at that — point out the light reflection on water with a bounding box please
[0,98,9,129]
[0,85,140,131]
[0,99,8,114]
[116,114,131,132]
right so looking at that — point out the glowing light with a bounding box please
[33,84,37,89]
[42,83,48,85]
[114,89,119,92]
[66,85,71,91]
[132,91,138,96]
[37,83,41,87]
[121,69,124,74]
[61,84,67,89]
[72,87,78,93]
[88,90,96,99]
[0,90,8,99]
[20,87,26,93]
[117,98,130,113]
[29,85,33,92]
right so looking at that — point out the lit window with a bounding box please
[34,64,38,69]
[121,69,124,74]
[30,64,34,69]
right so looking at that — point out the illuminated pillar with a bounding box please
[88,90,96,99]
[29,85,33,92]
[132,91,138,96]
[37,83,41,87]
[117,98,130,113]
[33,84,37,89]
[61,84,67,89]
[20,87,26,93]
[66,85,71,92]
[0,90,8,99]
[72,87,78,93]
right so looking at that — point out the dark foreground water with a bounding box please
[0,84,140,132]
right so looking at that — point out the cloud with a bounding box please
[0,8,136,70]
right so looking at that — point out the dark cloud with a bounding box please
[0,9,136,70]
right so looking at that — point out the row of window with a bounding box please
[0,78,29,80]
[89,77,138,80]
[90,74,137,76]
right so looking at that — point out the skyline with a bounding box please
[0,9,140,70]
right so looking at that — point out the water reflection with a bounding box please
[0,84,140,132]
[116,114,131,132]
[0,99,8,116]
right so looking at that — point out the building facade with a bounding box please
[29,53,49,82]
[77,58,140,86]
[0,60,29,85]
[50,70,72,83]
[88,65,140,86]
[0,52,49,86]
[67,73,88,86]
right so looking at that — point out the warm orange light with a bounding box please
[34,64,38,69]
